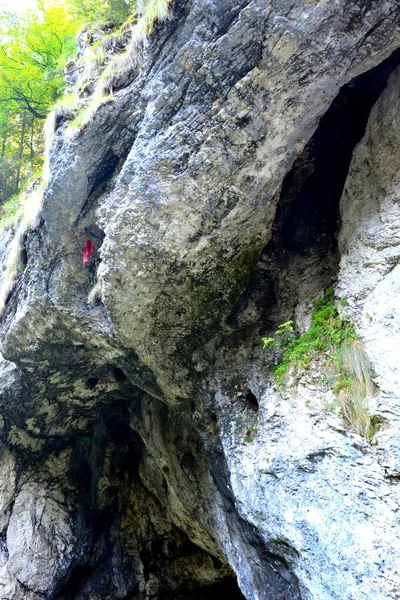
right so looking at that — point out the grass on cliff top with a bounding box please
[98,0,171,93]
[58,0,172,137]
[263,288,380,440]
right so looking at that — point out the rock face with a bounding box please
[0,0,399,599]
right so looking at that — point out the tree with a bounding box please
[0,2,80,201]
[0,0,137,206]
[0,4,79,119]
[67,0,135,24]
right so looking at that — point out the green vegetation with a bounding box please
[270,289,356,377]
[0,193,23,225]
[0,0,169,210]
[70,0,136,25]
[263,288,380,439]
[64,0,171,136]
[0,3,71,203]
[0,182,44,317]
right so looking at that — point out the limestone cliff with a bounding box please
[0,1,399,599]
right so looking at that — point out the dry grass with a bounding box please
[43,92,83,175]
[87,276,102,304]
[97,0,171,94]
[100,31,131,54]
[64,0,171,133]
[66,92,115,138]
[0,184,44,318]
[341,340,376,395]
[335,340,379,439]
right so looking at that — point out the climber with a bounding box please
[83,225,105,265]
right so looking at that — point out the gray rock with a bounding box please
[337,65,400,496]
[7,482,74,595]
[0,0,399,598]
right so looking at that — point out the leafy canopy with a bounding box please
[0,4,79,119]
[0,0,136,206]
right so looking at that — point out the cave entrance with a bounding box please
[227,47,400,331]
[274,47,400,257]
[159,576,246,600]
[56,397,248,600]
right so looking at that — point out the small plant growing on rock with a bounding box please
[262,320,295,350]
[266,288,355,378]
[275,320,295,346]
[244,426,258,443]
[232,409,258,443]
[262,336,275,349]
[263,288,381,440]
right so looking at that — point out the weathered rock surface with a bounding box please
[337,65,400,488]
[338,65,400,397]
[0,0,399,598]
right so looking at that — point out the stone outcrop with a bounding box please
[0,1,399,598]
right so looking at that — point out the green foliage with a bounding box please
[275,320,295,347]
[263,288,380,440]
[0,182,44,317]
[0,193,23,226]
[0,0,173,208]
[0,2,76,205]
[0,0,140,209]
[0,4,78,117]
[262,320,294,349]
[69,0,136,26]
[274,288,356,377]
[262,336,275,349]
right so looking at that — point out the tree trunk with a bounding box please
[30,120,35,172]
[15,111,27,193]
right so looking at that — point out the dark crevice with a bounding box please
[275,46,400,256]
[85,377,99,389]
[245,389,258,409]
[158,577,246,600]
[112,366,127,382]
[57,399,245,600]
[214,1,251,37]
[55,565,96,599]
[20,248,28,269]
[73,151,123,227]
[87,148,120,198]
[226,46,400,332]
